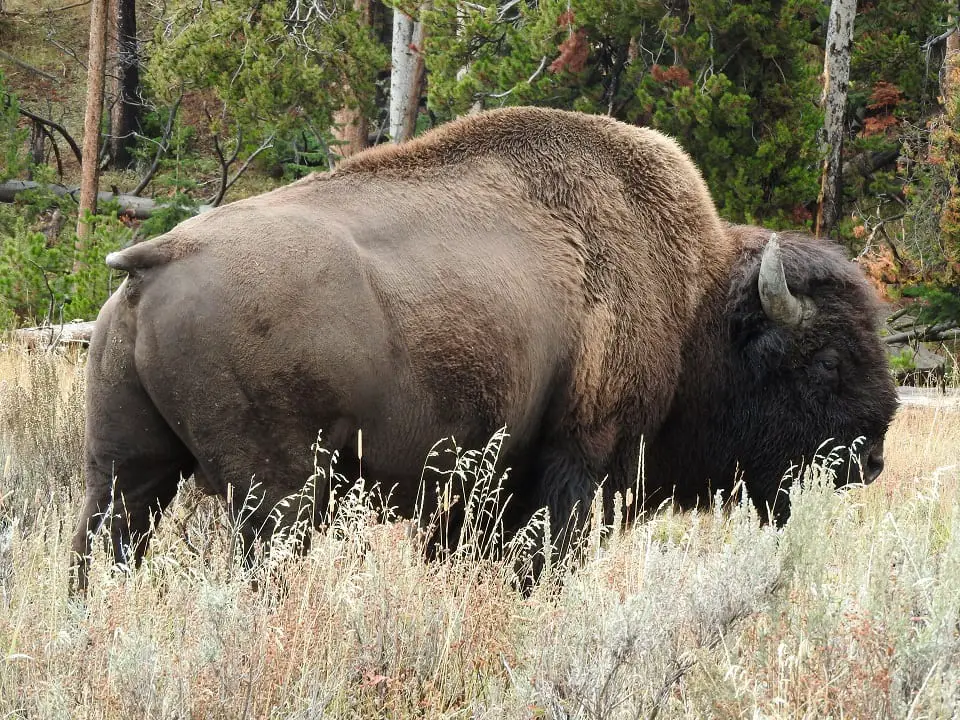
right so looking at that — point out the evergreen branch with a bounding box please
[488,56,548,99]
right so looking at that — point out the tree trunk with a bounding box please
[331,0,371,163]
[815,0,856,238]
[940,18,959,262]
[331,106,368,162]
[944,18,959,104]
[110,0,140,168]
[76,0,109,250]
[389,6,426,143]
[454,6,483,118]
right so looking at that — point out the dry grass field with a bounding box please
[1,347,958,719]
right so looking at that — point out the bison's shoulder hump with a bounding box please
[338,107,692,180]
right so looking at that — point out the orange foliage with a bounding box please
[860,81,902,137]
[862,114,898,137]
[650,64,693,87]
[557,9,575,27]
[857,247,900,299]
[550,29,589,74]
[867,81,902,111]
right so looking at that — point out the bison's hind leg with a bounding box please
[70,361,197,597]
[70,451,192,595]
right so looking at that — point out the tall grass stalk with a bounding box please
[1,348,959,718]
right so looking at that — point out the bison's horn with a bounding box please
[758,233,811,327]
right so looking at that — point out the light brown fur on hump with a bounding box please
[337,106,735,439]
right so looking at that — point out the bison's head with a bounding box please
[650,227,899,523]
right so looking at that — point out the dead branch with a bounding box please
[0,50,59,82]
[0,180,214,218]
[884,320,959,345]
[207,126,275,207]
[131,93,183,197]
[9,100,84,166]
[209,126,243,207]
[861,212,908,269]
[221,132,275,198]
[488,56,548,99]
[921,22,960,51]
[25,259,60,330]
[45,34,87,71]
[39,124,64,179]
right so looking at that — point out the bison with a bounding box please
[69,107,898,593]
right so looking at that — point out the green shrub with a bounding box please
[0,206,130,327]
[0,69,28,182]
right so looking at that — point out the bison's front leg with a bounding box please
[527,443,604,584]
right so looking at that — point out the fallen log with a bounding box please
[12,320,96,350]
[0,180,212,219]
[884,320,959,345]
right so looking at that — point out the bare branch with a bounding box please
[208,125,244,207]
[39,124,64,179]
[45,34,88,71]
[0,50,59,82]
[8,99,84,166]
[921,22,960,51]
[131,93,183,196]
[222,132,275,196]
[25,260,60,331]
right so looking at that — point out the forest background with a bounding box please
[0,0,958,360]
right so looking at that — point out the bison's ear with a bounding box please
[758,234,816,328]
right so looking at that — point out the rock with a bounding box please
[887,342,947,390]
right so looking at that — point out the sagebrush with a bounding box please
[1,349,959,718]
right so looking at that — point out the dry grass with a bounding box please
[1,347,959,719]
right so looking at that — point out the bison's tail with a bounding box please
[106,242,173,272]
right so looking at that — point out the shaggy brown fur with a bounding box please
[69,107,894,593]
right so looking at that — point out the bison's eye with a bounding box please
[812,348,841,390]
[818,354,838,371]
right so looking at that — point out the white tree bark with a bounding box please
[389,7,425,143]
[816,0,856,237]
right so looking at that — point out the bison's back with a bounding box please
[101,106,738,506]
[113,170,583,507]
